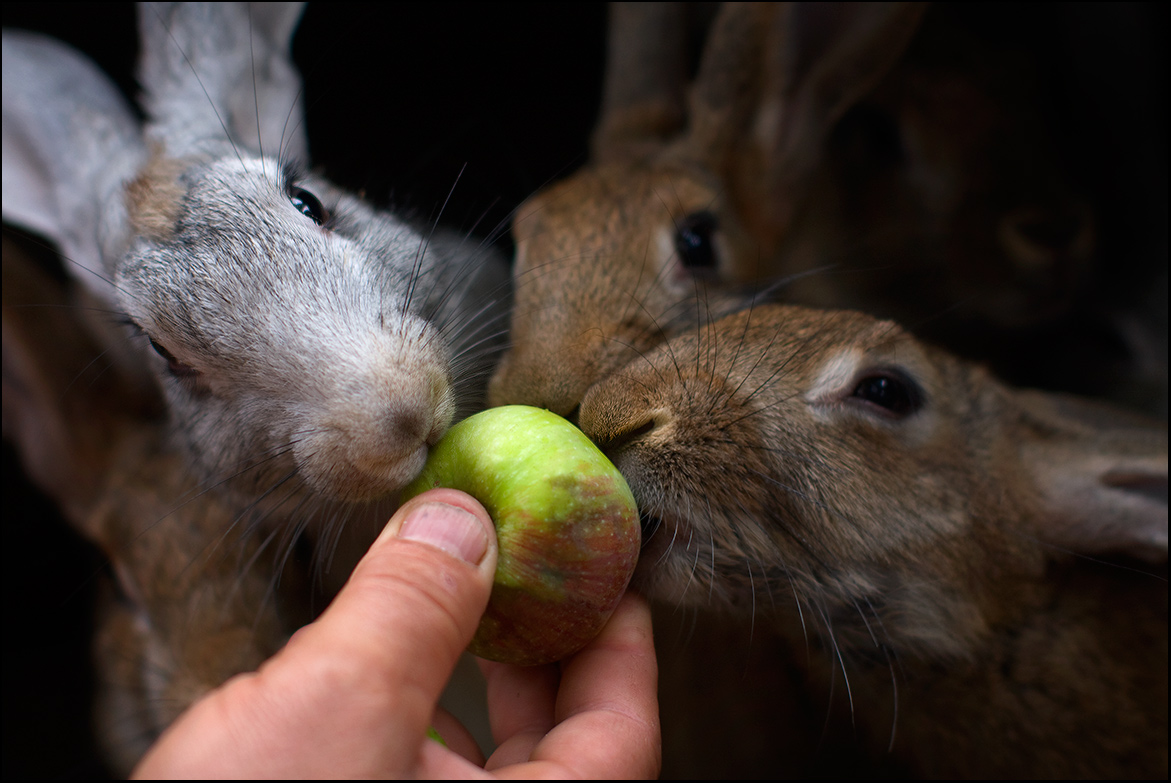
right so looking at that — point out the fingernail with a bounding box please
[398,502,489,565]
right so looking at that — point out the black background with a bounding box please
[3,3,1166,778]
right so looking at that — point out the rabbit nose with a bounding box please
[577,402,658,461]
[385,409,429,450]
[597,418,656,460]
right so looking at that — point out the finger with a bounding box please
[527,592,660,778]
[430,705,487,767]
[134,489,497,779]
[295,487,499,739]
[479,660,560,768]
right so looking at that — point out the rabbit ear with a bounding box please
[137,2,307,160]
[2,233,162,541]
[590,2,691,164]
[1015,390,1168,563]
[2,31,147,303]
[673,2,773,171]
[732,3,925,242]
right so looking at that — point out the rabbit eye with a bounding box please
[850,370,922,418]
[289,187,328,226]
[674,211,719,274]
[148,338,199,379]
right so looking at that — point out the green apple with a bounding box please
[401,405,640,666]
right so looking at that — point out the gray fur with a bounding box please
[3,3,510,543]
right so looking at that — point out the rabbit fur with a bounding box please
[4,3,511,544]
[577,302,1167,777]
[488,3,1161,419]
[3,232,304,775]
[487,8,1167,768]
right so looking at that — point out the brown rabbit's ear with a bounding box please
[591,3,692,164]
[745,3,927,239]
[2,232,162,536]
[675,2,774,170]
[1015,389,1168,564]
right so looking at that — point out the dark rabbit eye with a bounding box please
[148,338,198,379]
[851,371,923,418]
[290,186,328,226]
[674,210,719,273]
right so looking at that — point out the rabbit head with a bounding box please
[490,3,1101,416]
[577,300,1166,774]
[490,159,752,415]
[3,3,510,522]
[579,303,1166,643]
[577,301,1166,776]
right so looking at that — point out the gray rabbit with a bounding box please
[3,2,509,770]
[4,1,510,564]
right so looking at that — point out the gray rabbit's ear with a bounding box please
[2,31,147,302]
[137,2,308,161]
[591,3,692,164]
[1015,390,1168,564]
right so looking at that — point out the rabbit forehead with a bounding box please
[515,163,721,246]
[119,161,426,362]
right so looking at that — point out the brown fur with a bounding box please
[3,235,298,775]
[125,148,189,242]
[577,303,1168,777]
[490,3,1112,416]
[490,161,749,414]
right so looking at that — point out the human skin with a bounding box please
[133,488,661,778]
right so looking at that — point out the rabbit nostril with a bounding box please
[596,418,656,459]
[386,410,428,450]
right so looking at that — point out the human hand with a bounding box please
[132,488,660,778]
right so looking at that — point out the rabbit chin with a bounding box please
[294,438,432,504]
[630,511,745,611]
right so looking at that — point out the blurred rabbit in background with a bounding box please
[491,2,1166,419]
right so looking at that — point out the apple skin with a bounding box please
[401,405,640,666]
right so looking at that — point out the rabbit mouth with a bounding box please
[638,510,663,543]
[634,510,668,559]
[630,509,694,595]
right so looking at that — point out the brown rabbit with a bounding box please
[3,231,303,775]
[576,302,1167,777]
[489,3,1120,417]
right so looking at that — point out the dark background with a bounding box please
[3,3,1166,777]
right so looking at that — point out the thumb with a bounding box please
[134,488,497,778]
[304,487,499,730]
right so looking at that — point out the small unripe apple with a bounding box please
[402,405,640,665]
